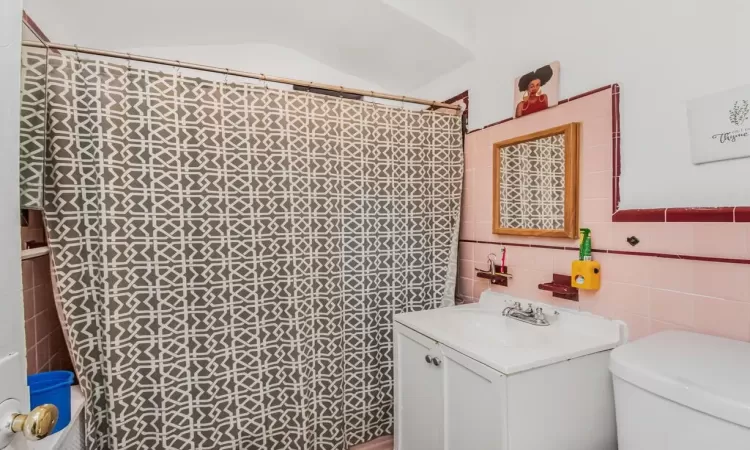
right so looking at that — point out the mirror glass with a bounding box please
[492,123,580,238]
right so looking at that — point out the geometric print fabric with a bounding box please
[34,54,463,450]
[499,133,565,230]
[19,48,47,209]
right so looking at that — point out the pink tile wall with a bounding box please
[350,436,393,450]
[22,210,75,375]
[460,90,750,343]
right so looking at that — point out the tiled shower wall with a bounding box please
[459,89,750,342]
[22,210,74,374]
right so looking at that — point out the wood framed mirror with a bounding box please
[492,123,580,238]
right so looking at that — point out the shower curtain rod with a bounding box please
[22,40,461,111]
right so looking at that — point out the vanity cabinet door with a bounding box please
[394,324,444,450]
[441,344,508,450]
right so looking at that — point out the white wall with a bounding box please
[1,0,25,360]
[407,60,475,103]
[26,0,473,93]
[412,0,750,209]
[383,0,476,50]
[33,0,750,208]
[119,42,387,93]
[118,42,440,112]
[118,42,438,112]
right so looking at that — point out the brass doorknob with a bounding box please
[10,404,58,440]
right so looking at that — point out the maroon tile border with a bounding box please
[612,206,750,223]
[611,208,665,222]
[666,207,734,222]
[467,83,750,222]
[463,239,580,252]
[560,85,614,105]
[430,90,469,130]
[466,85,614,135]
[460,87,750,266]
[460,239,750,266]
[431,90,468,108]
[606,84,750,222]
[736,207,750,222]
[611,84,621,213]
[471,117,513,132]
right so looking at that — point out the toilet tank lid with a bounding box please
[610,331,750,429]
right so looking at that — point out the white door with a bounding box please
[393,324,444,450]
[441,344,507,450]
[0,1,33,448]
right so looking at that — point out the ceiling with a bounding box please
[23,0,474,92]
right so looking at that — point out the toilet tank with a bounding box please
[610,331,750,450]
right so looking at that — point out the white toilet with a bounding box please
[610,331,750,450]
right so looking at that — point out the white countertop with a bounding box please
[395,291,626,375]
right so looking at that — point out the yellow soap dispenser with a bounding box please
[571,228,601,290]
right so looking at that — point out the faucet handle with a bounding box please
[503,301,522,317]
[534,307,545,319]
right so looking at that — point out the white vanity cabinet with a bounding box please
[393,291,625,450]
[394,323,507,450]
[394,325,446,450]
[395,324,506,450]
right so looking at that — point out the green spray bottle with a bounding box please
[571,228,601,290]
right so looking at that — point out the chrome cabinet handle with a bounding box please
[424,355,432,364]
[431,357,441,367]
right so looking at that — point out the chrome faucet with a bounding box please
[502,302,550,327]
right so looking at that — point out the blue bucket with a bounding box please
[28,371,74,434]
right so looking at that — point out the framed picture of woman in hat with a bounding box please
[514,61,560,118]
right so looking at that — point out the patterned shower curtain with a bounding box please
[22,52,463,450]
[19,48,47,209]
